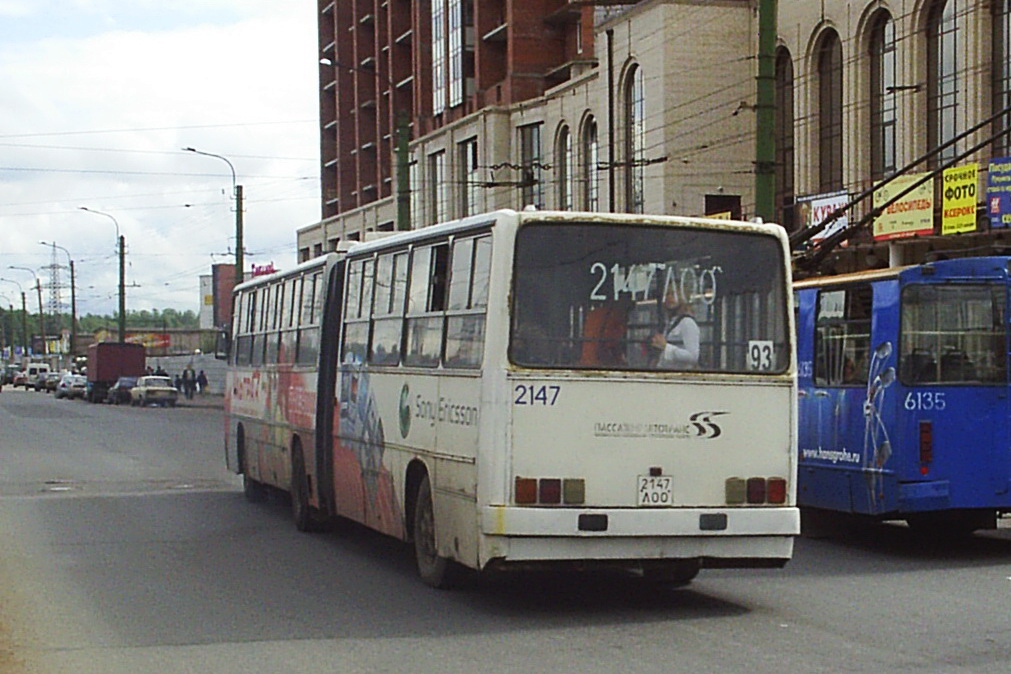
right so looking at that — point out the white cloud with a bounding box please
[0,4,320,317]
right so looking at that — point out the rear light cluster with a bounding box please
[725,477,787,505]
[919,420,933,475]
[515,477,586,505]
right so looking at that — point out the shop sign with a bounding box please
[873,172,934,241]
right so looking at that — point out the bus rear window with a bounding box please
[900,283,1006,384]
[510,222,790,374]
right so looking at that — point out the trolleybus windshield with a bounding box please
[510,222,790,373]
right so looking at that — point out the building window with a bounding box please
[927,0,959,168]
[870,11,897,180]
[774,47,795,231]
[995,1,1011,157]
[429,151,447,224]
[519,123,544,208]
[582,116,599,211]
[557,124,573,210]
[818,31,843,192]
[459,138,479,217]
[624,64,645,213]
[432,1,446,115]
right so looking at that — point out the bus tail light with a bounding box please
[919,420,933,474]
[746,477,766,504]
[515,477,586,505]
[766,477,787,504]
[515,477,537,504]
[539,479,562,504]
[726,477,787,505]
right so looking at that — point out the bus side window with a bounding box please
[814,285,871,386]
[405,245,445,367]
[445,235,490,369]
[369,251,407,365]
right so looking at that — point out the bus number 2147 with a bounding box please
[514,384,561,406]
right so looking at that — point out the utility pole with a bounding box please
[396,111,411,231]
[235,184,244,283]
[754,0,778,223]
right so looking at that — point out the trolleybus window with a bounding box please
[814,284,871,386]
[509,223,789,373]
[900,284,1006,384]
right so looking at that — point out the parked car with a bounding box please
[54,373,87,400]
[12,371,27,388]
[36,371,61,392]
[105,376,139,405]
[130,376,178,407]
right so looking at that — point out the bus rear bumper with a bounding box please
[478,506,799,567]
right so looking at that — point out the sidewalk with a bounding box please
[177,393,224,409]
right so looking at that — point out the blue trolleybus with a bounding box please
[795,256,1011,533]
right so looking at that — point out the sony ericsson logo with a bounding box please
[399,383,411,438]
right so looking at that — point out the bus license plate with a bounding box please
[637,475,673,506]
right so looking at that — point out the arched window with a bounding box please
[775,47,795,231]
[624,64,645,213]
[993,1,1011,157]
[557,124,573,210]
[870,11,897,180]
[927,0,959,167]
[818,30,843,192]
[582,116,600,211]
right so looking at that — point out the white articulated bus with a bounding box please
[224,209,799,587]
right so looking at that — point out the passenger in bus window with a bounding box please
[651,289,699,369]
[579,299,631,367]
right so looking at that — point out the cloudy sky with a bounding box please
[0,0,319,318]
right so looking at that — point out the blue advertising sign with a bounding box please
[986,157,1011,228]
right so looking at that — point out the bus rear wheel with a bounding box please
[640,559,701,586]
[413,474,459,589]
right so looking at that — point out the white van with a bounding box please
[24,363,50,389]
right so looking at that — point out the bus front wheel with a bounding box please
[413,474,459,589]
[238,433,267,503]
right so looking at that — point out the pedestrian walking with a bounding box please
[196,370,208,395]
[182,366,196,400]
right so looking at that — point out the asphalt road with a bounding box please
[1,386,1010,674]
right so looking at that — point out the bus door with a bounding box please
[897,281,1010,510]
[804,282,893,514]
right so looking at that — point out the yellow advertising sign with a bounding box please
[873,173,934,241]
[941,163,978,235]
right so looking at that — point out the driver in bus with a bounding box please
[651,288,700,369]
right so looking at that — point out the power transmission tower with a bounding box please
[45,244,63,337]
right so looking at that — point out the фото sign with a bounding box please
[941,163,977,235]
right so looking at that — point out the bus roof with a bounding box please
[794,256,1011,290]
[342,209,789,259]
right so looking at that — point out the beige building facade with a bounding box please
[300,0,1011,273]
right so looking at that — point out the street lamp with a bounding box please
[0,278,28,359]
[79,207,126,343]
[40,241,76,359]
[182,147,244,283]
[8,266,46,356]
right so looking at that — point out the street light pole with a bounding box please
[40,241,76,358]
[182,147,243,284]
[8,266,46,356]
[79,207,126,343]
[1,279,28,359]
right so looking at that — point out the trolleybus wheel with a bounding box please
[291,444,325,532]
[640,559,701,586]
[413,474,459,588]
[238,433,267,503]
